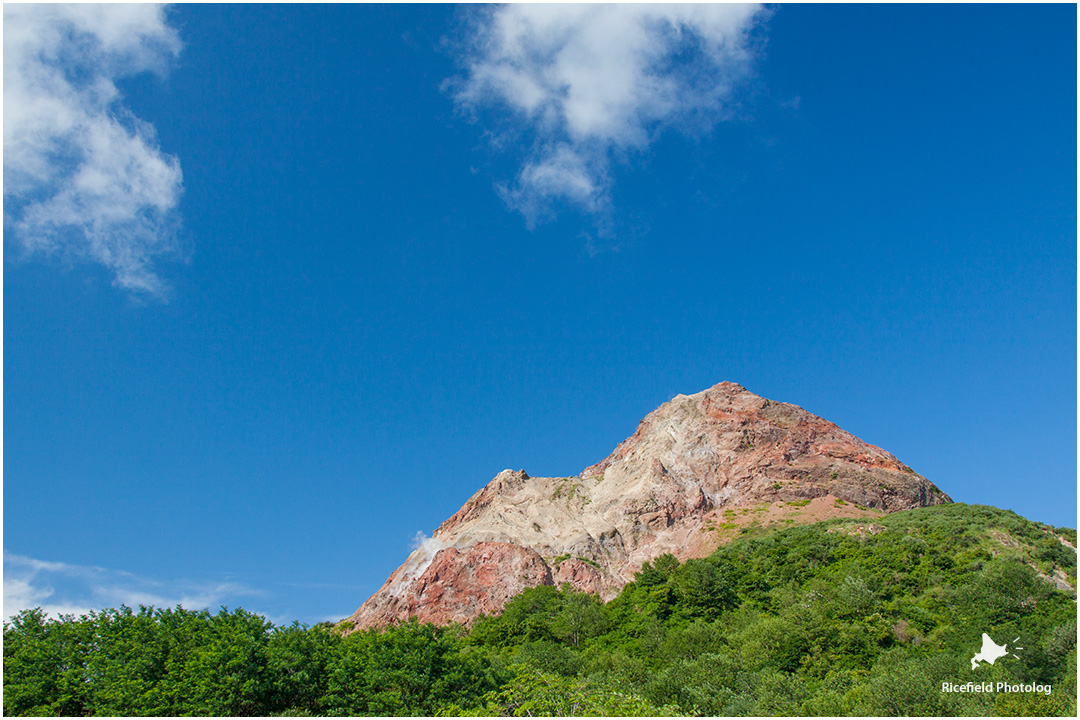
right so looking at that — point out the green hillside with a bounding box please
[5,503,1076,716]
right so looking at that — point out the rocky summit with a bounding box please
[343,382,951,631]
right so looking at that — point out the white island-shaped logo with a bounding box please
[971,633,1021,670]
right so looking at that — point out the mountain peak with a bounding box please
[343,384,949,631]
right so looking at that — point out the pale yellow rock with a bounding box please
[344,382,949,631]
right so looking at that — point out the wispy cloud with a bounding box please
[3,3,183,298]
[451,4,768,233]
[3,553,263,622]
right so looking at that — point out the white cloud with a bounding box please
[3,553,262,622]
[3,3,183,297]
[453,3,767,229]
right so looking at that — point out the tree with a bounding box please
[325,620,495,715]
[3,608,90,716]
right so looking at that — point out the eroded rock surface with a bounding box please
[344,382,950,631]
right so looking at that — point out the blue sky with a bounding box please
[3,3,1076,625]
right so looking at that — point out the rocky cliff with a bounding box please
[343,382,950,631]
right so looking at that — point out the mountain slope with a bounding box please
[344,382,950,631]
[460,503,1076,717]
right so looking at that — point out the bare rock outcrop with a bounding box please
[343,382,950,632]
[350,542,553,628]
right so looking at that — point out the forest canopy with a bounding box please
[4,504,1076,717]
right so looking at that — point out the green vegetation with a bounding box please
[5,505,1076,716]
[2,609,497,717]
[552,479,591,507]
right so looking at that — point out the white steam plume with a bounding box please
[387,531,447,597]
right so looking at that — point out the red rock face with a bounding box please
[348,542,553,629]
[552,558,604,594]
[342,382,951,632]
